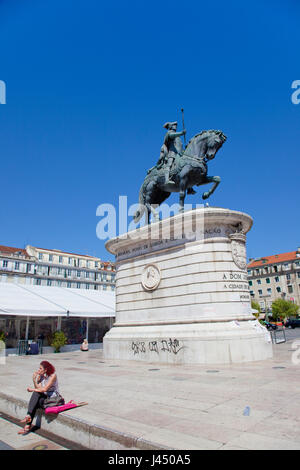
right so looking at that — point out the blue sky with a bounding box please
[0,0,299,262]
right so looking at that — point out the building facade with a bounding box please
[247,248,300,312]
[0,245,116,291]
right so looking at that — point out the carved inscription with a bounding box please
[116,225,236,261]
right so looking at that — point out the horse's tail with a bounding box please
[133,185,146,223]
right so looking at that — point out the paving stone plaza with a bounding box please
[1,337,300,450]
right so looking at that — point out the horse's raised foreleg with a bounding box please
[202,176,221,200]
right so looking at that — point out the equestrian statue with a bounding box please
[134,113,227,224]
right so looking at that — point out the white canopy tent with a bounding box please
[0,283,116,341]
[0,283,115,317]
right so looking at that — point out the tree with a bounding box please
[251,301,261,318]
[271,299,299,320]
[51,331,68,353]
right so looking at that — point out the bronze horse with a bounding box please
[134,129,227,224]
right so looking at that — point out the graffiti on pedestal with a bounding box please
[131,338,184,356]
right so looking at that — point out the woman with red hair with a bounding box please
[18,360,62,435]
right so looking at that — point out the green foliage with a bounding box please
[251,300,261,318]
[0,331,6,343]
[271,299,299,320]
[51,330,67,352]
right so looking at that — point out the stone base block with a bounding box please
[103,320,273,365]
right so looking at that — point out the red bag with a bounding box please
[44,400,87,415]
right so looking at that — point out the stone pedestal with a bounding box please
[104,207,273,364]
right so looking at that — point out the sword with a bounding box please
[181,108,186,147]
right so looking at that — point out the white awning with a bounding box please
[0,283,116,318]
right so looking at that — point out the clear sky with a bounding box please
[0,0,299,262]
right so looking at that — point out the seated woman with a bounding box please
[80,339,89,351]
[19,360,61,435]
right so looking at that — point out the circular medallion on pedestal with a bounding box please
[141,264,161,291]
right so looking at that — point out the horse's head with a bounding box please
[186,130,227,161]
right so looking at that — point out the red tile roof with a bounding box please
[0,244,115,266]
[0,245,30,258]
[248,251,299,268]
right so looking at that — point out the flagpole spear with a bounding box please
[181,108,186,146]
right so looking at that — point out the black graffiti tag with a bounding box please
[131,341,146,355]
[148,341,159,354]
[160,338,183,355]
[131,338,184,356]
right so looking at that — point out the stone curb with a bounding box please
[0,392,171,450]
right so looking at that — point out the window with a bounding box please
[59,256,63,263]
[68,257,72,265]
[14,262,20,270]
[258,289,263,295]
[266,278,270,284]
[276,287,281,293]
[67,282,71,288]
[77,283,81,289]
[95,262,98,268]
[57,280,62,287]
[255,269,259,275]
[58,268,62,275]
[86,284,90,289]
[86,261,90,268]
[3,260,8,268]
[103,284,107,291]
[297,272,300,279]
[26,264,31,273]
[288,285,293,293]
[77,270,81,278]
[67,269,72,277]
[47,280,52,286]
[38,253,43,260]
[49,254,53,262]
[257,279,261,285]
[273,266,278,273]
[247,270,251,275]
[267,288,272,294]
[35,278,41,285]
[275,276,279,282]
[286,274,291,280]
[85,272,89,279]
